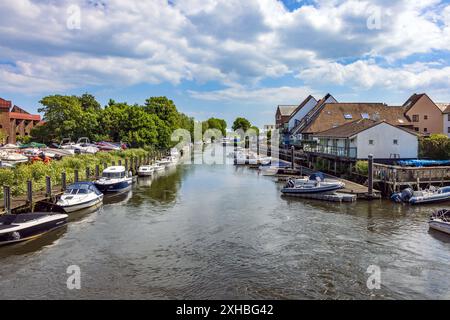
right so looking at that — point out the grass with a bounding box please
[0,148,150,197]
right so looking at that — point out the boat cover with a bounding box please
[397,159,450,167]
[309,172,325,181]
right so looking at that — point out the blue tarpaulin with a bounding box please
[397,159,450,167]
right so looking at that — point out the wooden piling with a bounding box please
[95,165,100,178]
[368,154,373,196]
[291,146,295,169]
[86,167,90,180]
[61,172,67,190]
[118,159,122,166]
[45,176,52,197]
[3,186,11,214]
[26,180,33,211]
[74,170,79,183]
[125,159,128,172]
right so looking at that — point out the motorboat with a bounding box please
[94,166,132,193]
[170,148,180,158]
[259,161,291,176]
[429,209,450,235]
[152,163,165,172]
[0,150,28,164]
[391,186,450,204]
[56,182,103,213]
[281,172,345,194]
[157,156,177,168]
[96,141,122,151]
[0,213,68,245]
[137,165,154,177]
[73,137,99,154]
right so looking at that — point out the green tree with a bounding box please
[232,117,251,132]
[419,134,450,159]
[144,97,180,131]
[204,118,227,136]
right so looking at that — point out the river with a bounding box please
[0,156,449,299]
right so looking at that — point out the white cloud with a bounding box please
[0,0,448,100]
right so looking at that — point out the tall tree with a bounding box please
[144,97,180,131]
[232,117,251,132]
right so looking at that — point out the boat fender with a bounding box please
[10,232,21,241]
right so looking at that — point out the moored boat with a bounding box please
[391,186,450,204]
[0,213,68,245]
[138,165,154,176]
[94,166,132,193]
[429,209,450,235]
[56,182,103,213]
[281,172,345,194]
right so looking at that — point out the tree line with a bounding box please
[31,94,229,150]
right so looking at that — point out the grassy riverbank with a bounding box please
[0,148,150,197]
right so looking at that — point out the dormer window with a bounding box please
[344,114,353,119]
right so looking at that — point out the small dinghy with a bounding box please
[391,186,450,204]
[56,182,103,213]
[0,213,68,245]
[138,165,154,176]
[429,209,450,235]
[94,166,132,194]
[152,163,165,172]
[281,172,345,194]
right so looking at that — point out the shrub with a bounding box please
[355,161,368,175]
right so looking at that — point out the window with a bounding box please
[448,114,450,121]
[344,114,353,119]
[448,127,450,133]
[414,127,419,132]
[361,113,369,119]
[369,140,374,145]
[424,115,428,120]
[412,115,419,122]
[393,139,398,145]
[424,128,428,132]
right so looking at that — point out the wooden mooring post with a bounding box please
[74,170,79,183]
[118,159,122,166]
[368,154,374,197]
[86,167,90,180]
[61,172,67,190]
[95,165,100,178]
[26,180,33,212]
[291,146,295,169]
[45,176,52,198]
[125,158,129,172]
[3,186,11,214]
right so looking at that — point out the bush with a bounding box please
[419,134,450,160]
[355,161,368,175]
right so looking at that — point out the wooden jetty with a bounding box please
[281,192,357,203]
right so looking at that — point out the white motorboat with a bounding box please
[138,165,154,177]
[281,172,345,195]
[152,163,165,172]
[0,213,68,245]
[73,137,99,154]
[391,186,450,204]
[429,209,450,235]
[157,156,177,168]
[94,166,132,194]
[0,151,28,164]
[56,182,103,213]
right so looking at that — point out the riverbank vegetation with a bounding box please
[419,134,450,160]
[0,149,149,197]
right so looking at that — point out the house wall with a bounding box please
[444,113,450,138]
[405,95,443,135]
[355,122,418,159]
[287,98,317,132]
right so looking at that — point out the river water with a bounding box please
[0,155,449,299]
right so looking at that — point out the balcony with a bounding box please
[303,144,357,159]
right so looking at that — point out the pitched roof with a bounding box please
[443,105,450,114]
[291,93,336,134]
[301,103,410,134]
[403,93,445,114]
[436,103,450,112]
[314,119,418,138]
[287,95,316,121]
[277,105,297,116]
[0,97,12,111]
[11,105,30,114]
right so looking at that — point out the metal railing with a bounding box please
[303,144,357,158]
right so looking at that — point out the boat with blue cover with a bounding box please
[94,166,132,194]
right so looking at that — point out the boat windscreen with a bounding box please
[102,172,124,179]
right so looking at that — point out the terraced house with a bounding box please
[0,97,42,144]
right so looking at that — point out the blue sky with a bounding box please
[1,0,450,127]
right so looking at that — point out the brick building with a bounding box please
[0,97,42,144]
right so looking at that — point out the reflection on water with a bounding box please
[0,162,449,300]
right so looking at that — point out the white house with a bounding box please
[443,105,450,138]
[312,119,419,159]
